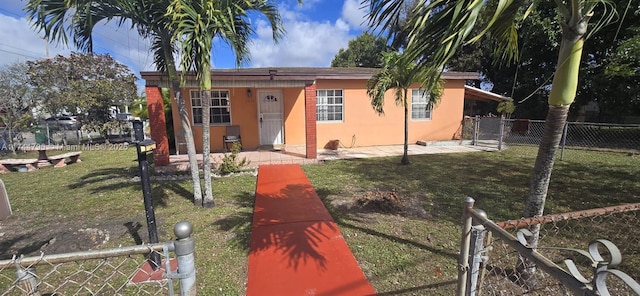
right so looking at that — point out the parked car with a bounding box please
[44,116,78,128]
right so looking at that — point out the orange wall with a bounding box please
[173,87,261,153]
[314,79,465,148]
[282,88,307,146]
[173,87,306,153]
[169,79,465,153]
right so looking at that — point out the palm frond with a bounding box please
[25,0,78,46]
[583,0,618,40]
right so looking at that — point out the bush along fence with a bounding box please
[464,116,640,159]
[0,221,196,296]
[457,197,640,295]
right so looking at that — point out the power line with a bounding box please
[0,48,41,60]
[0,43,45,57]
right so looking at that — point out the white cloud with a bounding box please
[0,13,153,77]
[340,0,369,30]
[1,0,362,72]
[90,20,156,73]
[249,18,352,67]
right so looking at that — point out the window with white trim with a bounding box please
[316,89,343,122]
[190,90,231,124]
[411,89,432,120]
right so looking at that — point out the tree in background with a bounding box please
[27,53,137,142]
[0,63,35,153]
[331,32,391,67]
[446,0,640,122]
[367,52,442,165]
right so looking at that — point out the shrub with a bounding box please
[217,142,250,175]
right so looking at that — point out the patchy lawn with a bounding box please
[0,146,638,294]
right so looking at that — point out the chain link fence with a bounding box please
[463,117,640,157]
[1,121,142,151]
[0,222,195,296]
[458,199,640,295]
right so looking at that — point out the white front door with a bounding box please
[258,90,284,146]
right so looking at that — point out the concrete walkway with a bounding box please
[247,164,376,296]
[157,143,498,173]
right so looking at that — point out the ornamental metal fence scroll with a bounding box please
[457,197,640,296]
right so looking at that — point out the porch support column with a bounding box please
[304,83,317,159]
[145,85,170,166]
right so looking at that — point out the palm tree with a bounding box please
[167,0,284,207]
[367,51,442,165]
[25,0,205,205]
[367,0,617,282]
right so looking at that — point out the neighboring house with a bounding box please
[140,67,510,166]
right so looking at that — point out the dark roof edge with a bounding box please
[140,68,479,81]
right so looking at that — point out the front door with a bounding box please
[258,90,284,146]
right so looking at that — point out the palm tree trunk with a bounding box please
[523,30,584,244]
[201,88,214,208]
[525,106,569,219]
[401,90,410,165]
[171,78,203,205]
[163,42,202,205]
[518,17,585,287]
[516,105,569,288]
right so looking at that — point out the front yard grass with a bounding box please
[0,146,638,295]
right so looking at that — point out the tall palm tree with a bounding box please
[25,0,205,205]
[367,51,442,165]
[167,0,284,207]
[367,0,617,282]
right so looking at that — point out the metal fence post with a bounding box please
[467,210,487,296]
[457,197,475,296]
[174,221,196,296]
[560,122,569,161]
[15,263,40,296]
[498,115,505,150]
[45,124,51,145]
[473,116,479,146]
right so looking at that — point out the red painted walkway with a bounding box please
[247,164,376,296]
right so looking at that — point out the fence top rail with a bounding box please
[467,208,592,295]
[503,119,640,128]
[0,242,169,269]
[566,122,640,128]
[496,203,640,230]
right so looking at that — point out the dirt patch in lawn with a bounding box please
[328,187,431,219]
[0,213,157,260]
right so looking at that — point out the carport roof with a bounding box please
[464,85,512,102]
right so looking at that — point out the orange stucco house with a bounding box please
[140,67,508,166]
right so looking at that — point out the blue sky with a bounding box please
[0,0,369,83]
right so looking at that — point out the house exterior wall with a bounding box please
[282,87,306,146]
[172,86,306,153]
[313,79,465,149]
[164,79,465,155]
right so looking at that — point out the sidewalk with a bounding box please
[246,164,376,295]
[157,143,497,173]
